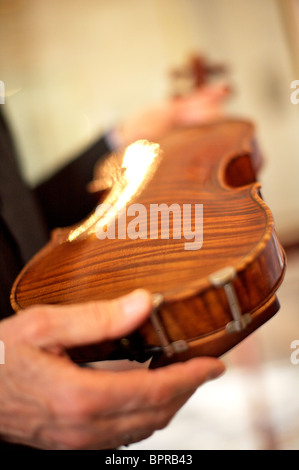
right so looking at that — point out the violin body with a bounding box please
[11,119,286,367]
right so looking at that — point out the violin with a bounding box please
[169,53,227,96]
[10,118,286,368]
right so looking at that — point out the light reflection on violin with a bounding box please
[68,140,162,242]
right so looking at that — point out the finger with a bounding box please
[125,356,226,409]
[20,289,152,351]
[69,356,225,415]
[196,82,231,100]
[36,357,225,449]
[83,357,225,449]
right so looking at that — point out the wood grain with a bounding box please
[10,119,286,366]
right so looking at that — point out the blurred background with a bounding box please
[0,0,298,450]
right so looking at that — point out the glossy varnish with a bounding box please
[11,120,286,366]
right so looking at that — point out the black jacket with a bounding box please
[0,109,110,320]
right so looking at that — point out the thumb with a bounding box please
[20,289,153,352]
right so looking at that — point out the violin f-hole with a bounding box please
[224,153,258,188]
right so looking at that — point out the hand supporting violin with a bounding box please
[0,289,225,450]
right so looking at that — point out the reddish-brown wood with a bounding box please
[10,119,286,367]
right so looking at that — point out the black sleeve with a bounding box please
[34,136,111,231]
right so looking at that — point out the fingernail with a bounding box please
[206,366,225,382]
[121,289,151,316]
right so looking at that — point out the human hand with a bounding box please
[0,289,225,450]
[116,82,230,147]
